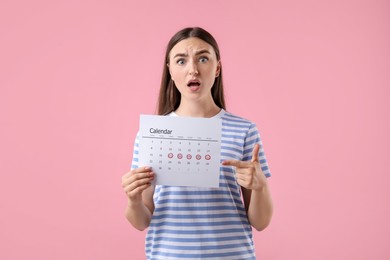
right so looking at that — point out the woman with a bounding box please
[121,27,273,259]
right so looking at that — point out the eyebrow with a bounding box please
[173,49,211,59]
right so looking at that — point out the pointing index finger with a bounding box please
[222,160,251,168]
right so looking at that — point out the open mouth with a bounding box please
[187,80,201,87]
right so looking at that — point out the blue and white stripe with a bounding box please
[131,109,271,259]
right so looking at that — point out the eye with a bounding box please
[176,59,185,65]
[199,57,209,63]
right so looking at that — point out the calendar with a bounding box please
[138,114,222,188]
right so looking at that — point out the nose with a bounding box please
[188,60,199,75]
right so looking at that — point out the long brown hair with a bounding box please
[157,27,226,115]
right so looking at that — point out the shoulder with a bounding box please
[221,110,256,128]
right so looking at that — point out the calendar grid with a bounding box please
[139,114,221,187]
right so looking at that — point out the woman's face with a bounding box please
[168,37,221,102]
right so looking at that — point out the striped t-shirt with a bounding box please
[131,109,271,259]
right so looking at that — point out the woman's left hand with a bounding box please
[222,144,267,191]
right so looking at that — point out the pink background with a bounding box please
[1,0,389,259]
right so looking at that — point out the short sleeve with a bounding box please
[130,131,140,170]
[242,123,272,178]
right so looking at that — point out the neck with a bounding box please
[175,99,221,118]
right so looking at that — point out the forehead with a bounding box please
[169,37,216,57]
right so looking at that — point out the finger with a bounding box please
[236,171,256,189]
[222,160,252,168]
[122,171,154,187]
[236,178,247,187]
[133,183,152,194]
[235,172,247,182]
[127,183,152,199]
[122,167,152,181]
[235,168,255,177]
[133,166,153,174]
[124,177,153,193]
[251,144,261,163]
[122,171,133,180]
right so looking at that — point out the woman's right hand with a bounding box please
[121,167,154,203]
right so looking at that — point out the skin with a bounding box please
[222,144,273,231]
[168,37,221,118]
[121,37,273,231]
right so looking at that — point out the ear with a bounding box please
[215,61,221,77]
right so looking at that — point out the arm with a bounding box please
[242,181,273,231]
[122,167,155,231]
[222,143,273,231]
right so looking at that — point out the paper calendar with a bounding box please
[138,115,222,188]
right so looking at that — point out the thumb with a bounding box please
[251,143,261,163]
